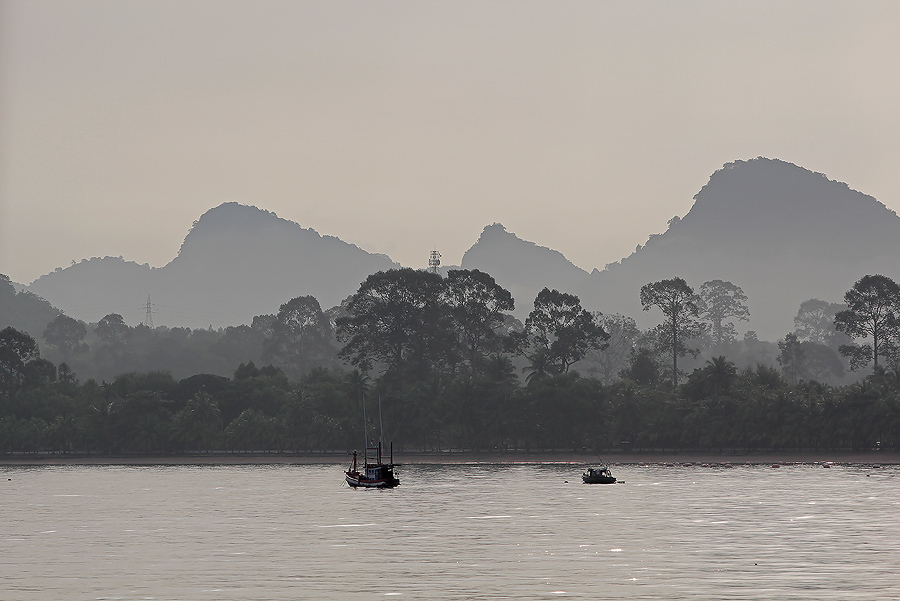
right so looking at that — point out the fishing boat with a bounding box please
[582,464,617,484]
[345,392,400,488]
[345,442,400,488]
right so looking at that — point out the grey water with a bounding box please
[2,462,898,600]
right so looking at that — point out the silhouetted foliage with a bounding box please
[587,313,639,385]
[521,288,608,375]
[793,299,848,347]
[263,296,337,379]
[698,280,750,347]
[336,269,451,378]
[1,268,898,457]
[835,275,900,369]
[445,269,515,376]
[640,277,703,387]
[0,326,40,401]
[778,333,805,385]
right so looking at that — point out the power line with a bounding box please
[142,295,154,328]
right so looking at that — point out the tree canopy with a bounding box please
[263,296,336,379]
[43,314,88,356]
[698,280,749,347]
[445,269,515,375]
[640,277,702,387]
[522,288,608,375]
[336,268,453,378]
[834,275,900,369]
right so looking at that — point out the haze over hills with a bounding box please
[455,158,900,340]
[20,158,900,342]
[27,203,399,327]
[580,158,900,339]
[460,223,592,313]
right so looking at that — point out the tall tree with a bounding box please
[698,280,750,347]
[95,313,131,348]
[336,268,450,377]
[834,275,900,369]
[186,390,223,448]
[263,296,335,379]
[444,269,515,376]
[522,288,608,374]
[0,326,40,401]
[94,313,132,380]
[640,277,702,387]
[793,299,848,347]
[800,342,845,383]
[587,313,639,385]
[777,333,806,385]
[43,314,88,356]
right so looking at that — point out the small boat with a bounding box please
[346,392,399,488]
[345,442,400,488]
[582,465,617,484]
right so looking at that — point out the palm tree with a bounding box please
[186,391,222,450]
[700,356,738,397]
[524,348,554,386]
[169,408,193,452]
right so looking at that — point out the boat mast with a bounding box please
[378,394,385,463]
[362,392,369,466]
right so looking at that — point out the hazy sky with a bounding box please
[2,1,899,285]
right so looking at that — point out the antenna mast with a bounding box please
[428,249,441,274]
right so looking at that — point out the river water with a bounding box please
[2,461,898,600]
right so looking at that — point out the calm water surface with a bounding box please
[2,462,898,600]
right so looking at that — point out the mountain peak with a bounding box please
[479,222,509,237]
[175,202,310,258]
[29,201,399,327]
[586,157,900,339]
[462,223,589,315]
[620,157,899,264]
[686,157,889,226]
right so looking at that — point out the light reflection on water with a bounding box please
[1,462,898,600]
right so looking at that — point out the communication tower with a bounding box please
[428,250,441,274]
[143,295,154,328]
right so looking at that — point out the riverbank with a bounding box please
[1,450,896,466]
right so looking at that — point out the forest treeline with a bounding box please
[1,270,898,455]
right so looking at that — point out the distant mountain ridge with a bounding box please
[584,158,900,339]
[24,159,900,341]
[457,158,900,340]
[28,203,399,327]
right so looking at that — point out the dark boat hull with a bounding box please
[582,475,617,484]
[345,471,399,488]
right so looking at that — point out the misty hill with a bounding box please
[580,158,900,339]
[0,274,61,336]
[460,223,591,316]
[459,158,900,341]
[28,203,399,327]
[25,159,900,342]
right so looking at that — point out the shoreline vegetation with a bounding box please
[4,274,900,464]
[2,450,896,467]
